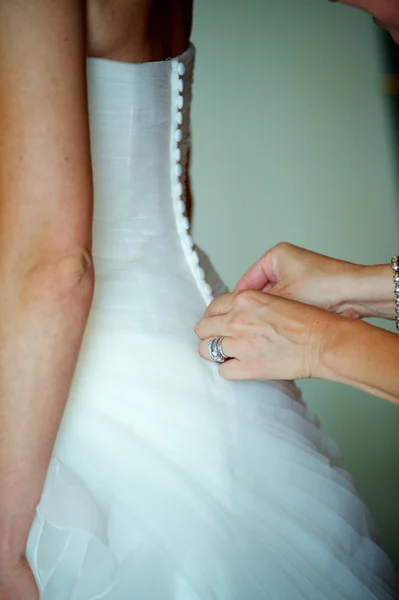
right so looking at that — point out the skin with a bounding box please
[236,243,396,320]
[329,0,399,42]
[0,3,93,598]
[195,1,399,405]
[1,0,398,597]
[0,1,192,598]
[195,244,399,404]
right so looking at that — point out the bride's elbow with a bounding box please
[22,247,95,306]
[50,248,95,292]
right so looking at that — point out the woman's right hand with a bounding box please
[235,242,395,320]
[0,557,38,600]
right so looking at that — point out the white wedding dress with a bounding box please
[27,44,397,599]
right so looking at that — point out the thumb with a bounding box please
[235,252,277,291]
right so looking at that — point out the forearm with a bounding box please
[318,316,399,403]
[336,264,396,320]
[0,254,94,568]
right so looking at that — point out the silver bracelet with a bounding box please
[392,256,399,331]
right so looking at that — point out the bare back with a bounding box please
[86,0,193,63]
[86,0,194,219]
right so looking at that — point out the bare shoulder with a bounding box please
[86,0,193,62]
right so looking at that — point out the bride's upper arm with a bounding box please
[0,0,93,274]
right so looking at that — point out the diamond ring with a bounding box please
[208,336,229,363]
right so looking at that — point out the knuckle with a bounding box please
[228,304,264,336]
[234,289,260,307]
[274,241,292,254]
[228,310,247,331]
[204,299,217,317]
[273,241,298,262]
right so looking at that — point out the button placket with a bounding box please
[172,58,214,305]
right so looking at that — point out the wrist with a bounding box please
[310,311,342,380]
[314,313,361,382]
[335,264,395,320]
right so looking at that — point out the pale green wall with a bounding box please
[191,0,399,570]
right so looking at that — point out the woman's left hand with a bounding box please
[195,290,335,381]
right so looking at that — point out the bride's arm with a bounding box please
[0,0,93,584]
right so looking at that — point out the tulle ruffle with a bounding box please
[27,385,397,599]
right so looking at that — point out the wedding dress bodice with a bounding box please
[26,44,397,600]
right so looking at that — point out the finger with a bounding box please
[198,336,237,361]
[235,252,276,292]
[219,358,254,380]
[204,293,235,318]
[195,315,228,340]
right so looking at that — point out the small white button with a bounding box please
[178,63,185,76]
[181,216,190,230]
[192,252,200,265]
[176,182,183,196]
[178,199,185,213]
[177,95,184,110]
[177,111,183,125]
[178,79,184,92]
[197,267,205,279]
[176,148,181,162]
[204,283,213,295]
[186,235,194,248]
[175,129,183,143]
[176,163,183,177]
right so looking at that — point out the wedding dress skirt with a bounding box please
[27,44,397,599]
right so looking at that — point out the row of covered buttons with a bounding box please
[174,61,213,299]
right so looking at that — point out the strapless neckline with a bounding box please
[87,43,195,68]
